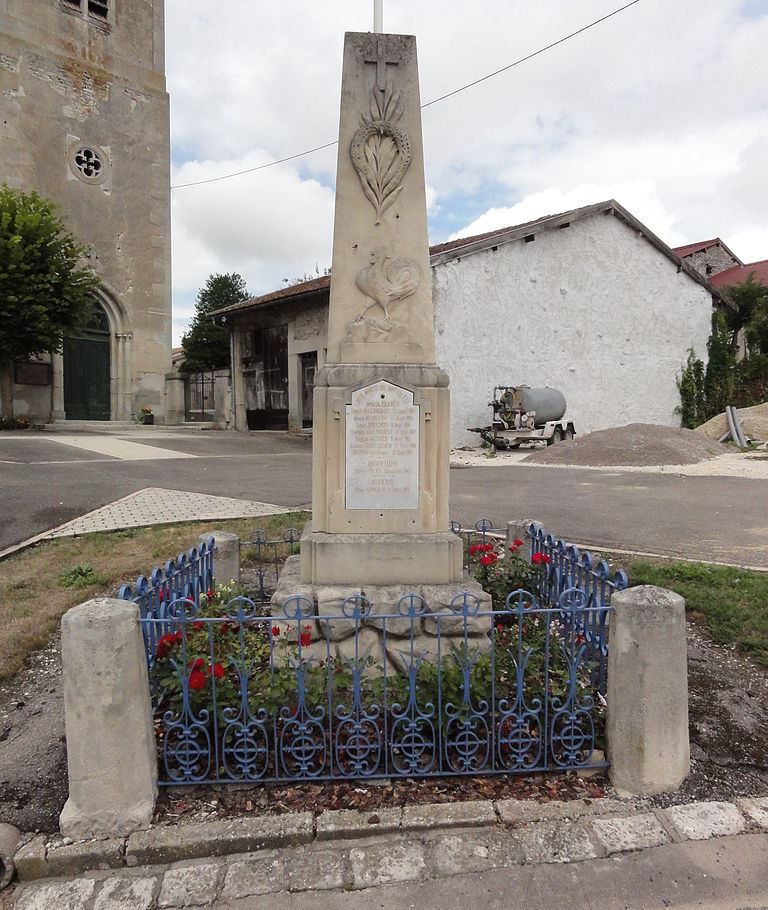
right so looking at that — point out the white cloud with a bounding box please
[448,180,681,244]
[165,0,768,339]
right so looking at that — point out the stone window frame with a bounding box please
[59,0,112,27]
[67,141,111,186]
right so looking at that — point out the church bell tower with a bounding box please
[0,0,172,422]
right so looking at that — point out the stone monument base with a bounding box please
[300,526,464,586]
[271,555,492,676]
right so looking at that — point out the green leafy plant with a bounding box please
[58,564,106,588]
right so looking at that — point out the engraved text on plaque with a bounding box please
[345,380,419,510]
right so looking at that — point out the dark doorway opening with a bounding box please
[299,351,317,428]
[245,325,289,430]
[63,301,110,420]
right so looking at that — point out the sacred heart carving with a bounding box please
[350,81,412,224]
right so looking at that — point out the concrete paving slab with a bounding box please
[590,812,670,854]
[517,820,599,864]
[157,861,221,907]
[664,801,747,840]
[14,878,96,910]
[349,841,428,888]
[221,855,284,901]
[92,876,158,910]
[47,488,291,538]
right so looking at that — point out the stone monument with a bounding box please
[273,31,489,663]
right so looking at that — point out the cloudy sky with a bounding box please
[166,0,768,344]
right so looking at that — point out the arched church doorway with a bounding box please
[63,299,111,420]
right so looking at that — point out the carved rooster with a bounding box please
[355,249,420,323]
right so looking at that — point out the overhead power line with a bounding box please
[171,0,645,190]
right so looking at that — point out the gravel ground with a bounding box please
[524,424,727,467]
[0,620,764,834]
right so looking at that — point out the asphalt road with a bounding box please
[1,429,766,568]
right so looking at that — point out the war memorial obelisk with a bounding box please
[299,29,463,595]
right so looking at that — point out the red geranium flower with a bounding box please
[496,622,504,633]
[188,657,207,672]
[468,544,482,555]
[192,621,204,631]
[299,630,312,648]
[513,537,524,547]
[532,552,551,566]
[206,589,215,601]
[271,625,281,637]
[174,631,183,643]
[188,670,207,691]
[211,662,226,680]
[480,554,498,566]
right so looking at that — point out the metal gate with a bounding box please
[185,371,215,422]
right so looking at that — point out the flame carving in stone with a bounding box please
[350,81,412,224]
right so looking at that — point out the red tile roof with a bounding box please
[214,201,727,318]
[673,239,721,258]
[709,260,768,289]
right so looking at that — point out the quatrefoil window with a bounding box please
[74,147,102,179]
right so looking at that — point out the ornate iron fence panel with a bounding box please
[119,537,216,665]
[450,518,506,571]
[241,527,302,602]
[142,589,610,786]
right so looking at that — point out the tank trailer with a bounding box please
[468,385,576,450]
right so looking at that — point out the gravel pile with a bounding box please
[695,401,768,444]
[524,423,728,467]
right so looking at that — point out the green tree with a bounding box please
[722,275,768,352]
[179,273,249,373]
[0,186,98,419]
[677,349,706,429]
[704,310,736,416]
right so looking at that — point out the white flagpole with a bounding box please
[373,0,383,33]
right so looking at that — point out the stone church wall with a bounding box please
[1,0,171,421]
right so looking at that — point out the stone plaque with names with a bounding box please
[345,380,419,510]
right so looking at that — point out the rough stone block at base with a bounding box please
[349,840,428,889]
[517,820,600,864]
[386,632,491,675]
[125,813,313,866]
[12,836,48,881]
[221,854,284,901]
[663,801,746,840]
[421,578,492,636]
[738,796,768,830]
[590,813,670,854]
[316,808,402,841]
[93,876,158,910]
[301,531,464,586]
[401,800,496,831]
[316,586,363,640]
[360,584,421,637]
[45,837,125,877]
[426,830,523,876]
[14,878,96,910]
[158,861,222,908]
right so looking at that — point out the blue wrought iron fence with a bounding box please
[124,518,628,785]
[241,527,302,602]
[118,537,216,664]
[143,588,609,785]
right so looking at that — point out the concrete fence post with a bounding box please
[59,598,157,839]
[607,585,690,797]
[506,519,543,564]
[200,531,240,587]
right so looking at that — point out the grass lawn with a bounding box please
[625,558,768,667]
[0,511,307,681]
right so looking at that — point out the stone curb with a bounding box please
[12,796,768,884]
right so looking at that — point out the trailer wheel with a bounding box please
[565,427,574,441]
[551,427,564,445]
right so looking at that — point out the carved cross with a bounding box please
[364,39,400,92]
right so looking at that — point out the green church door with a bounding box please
[63,306,111,420]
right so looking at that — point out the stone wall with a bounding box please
[433,215,715,446]
[683,244,739,278]
[1,0,171,420]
